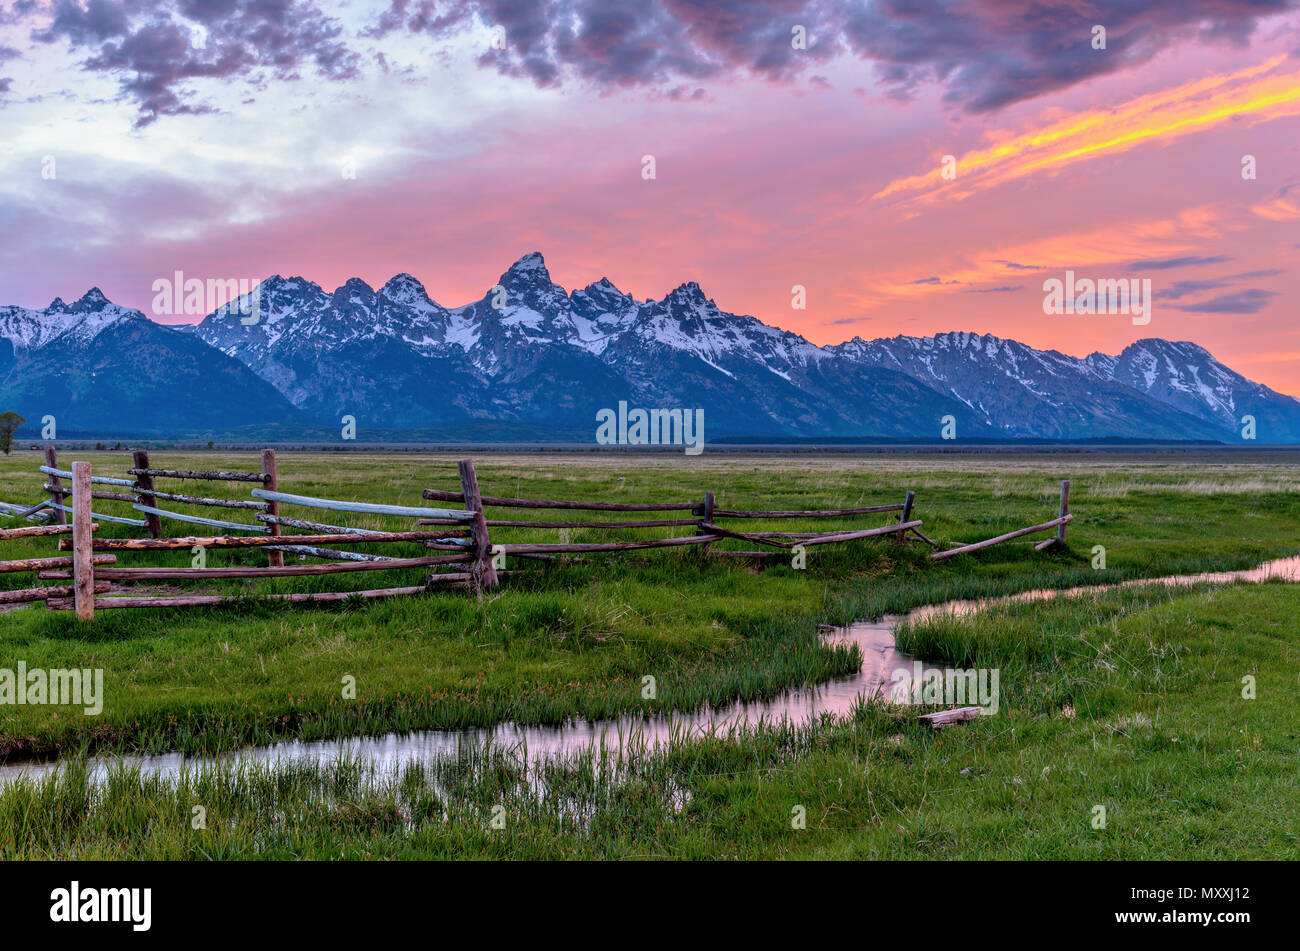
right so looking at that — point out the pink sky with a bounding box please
[2,1,1297,392]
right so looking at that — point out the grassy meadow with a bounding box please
[0,448,1297,859]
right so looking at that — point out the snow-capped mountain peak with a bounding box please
[7,256,1297,442]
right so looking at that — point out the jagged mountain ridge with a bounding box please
[0,289,303,436]
[3,253,1297,441]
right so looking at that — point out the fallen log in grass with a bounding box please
[917,707,984,728]
[929,515,1072,561]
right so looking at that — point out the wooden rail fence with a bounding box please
[4,452,1075,619]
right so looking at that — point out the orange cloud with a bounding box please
[876,204,1234,299]
[1251,186,1300,221]
[874,55,1300,206]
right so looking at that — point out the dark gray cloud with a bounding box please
[1154,279,1233,300]
[1172,288,1278,314]
[427,0,1297,110]
[11,0,1297,125]
[1229,268,1283,279]
[966,284,1022,293]
[1130,255,1233,271]
[27,0,361,126]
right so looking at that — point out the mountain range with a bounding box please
[2,252,1297,443]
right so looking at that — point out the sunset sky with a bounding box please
[1,1,1297,393]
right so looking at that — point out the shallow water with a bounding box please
[2,555,1296,787]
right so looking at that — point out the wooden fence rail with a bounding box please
[10,455,1077,620]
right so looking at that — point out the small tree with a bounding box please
[0,412,25,455]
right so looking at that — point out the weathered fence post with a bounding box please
[458,458,498,590]
[44,446,65,525]
[699,490,715,556]
[132,449,163,538]
[897,490,915,544]
[72,461,94,621]
[262,449,282,567]
[1056,480,1070,545]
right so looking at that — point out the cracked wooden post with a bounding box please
[132,449,163,538]
[72,461,94,621]
[262,449,283,567]
[897,490,915,544]
[1056,480,1070,545]
[458,458,498,590]
[44,446,65,525]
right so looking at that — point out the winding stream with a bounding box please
[2,556,1297,788]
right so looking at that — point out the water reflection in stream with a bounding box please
[3,556,1296,788]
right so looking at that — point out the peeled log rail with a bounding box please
[698,521,921,550]
[132,504,269,534]
[39,465,136,488]
[930,514,1073,561]
[42,546,404,572]
[2,554,116,573]
[496,534,721,555]
[128,468,269,483]
[710,504,906,518]
[46,584,444,611]
[0,523,88,540]
[918,707,984,728]
[259,513,392,535]
[46,503,147,527]
[0,581,111,604]
[422,488,699,513]
[0,499,52,521]
[418,517,699,529]
[44,485,137,503]
[259,513,473,540]
[62,530,461,551]
[143,489,269,511]
[268,545,398,562]
[252,488,472,522]
[87,554,472,580]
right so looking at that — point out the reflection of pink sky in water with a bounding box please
[908,556,1300,625]
[3,557,1297,787]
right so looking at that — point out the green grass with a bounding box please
[3,581,1295,859]
[0,449,1297,859]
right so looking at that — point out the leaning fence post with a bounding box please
[1056,480,1070,545]
[458,458,498,590]
[897,490,915,544]
[132,449,163,538]
[72,461,94,621]
[44,446,66,525]
[262,449,282,567]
